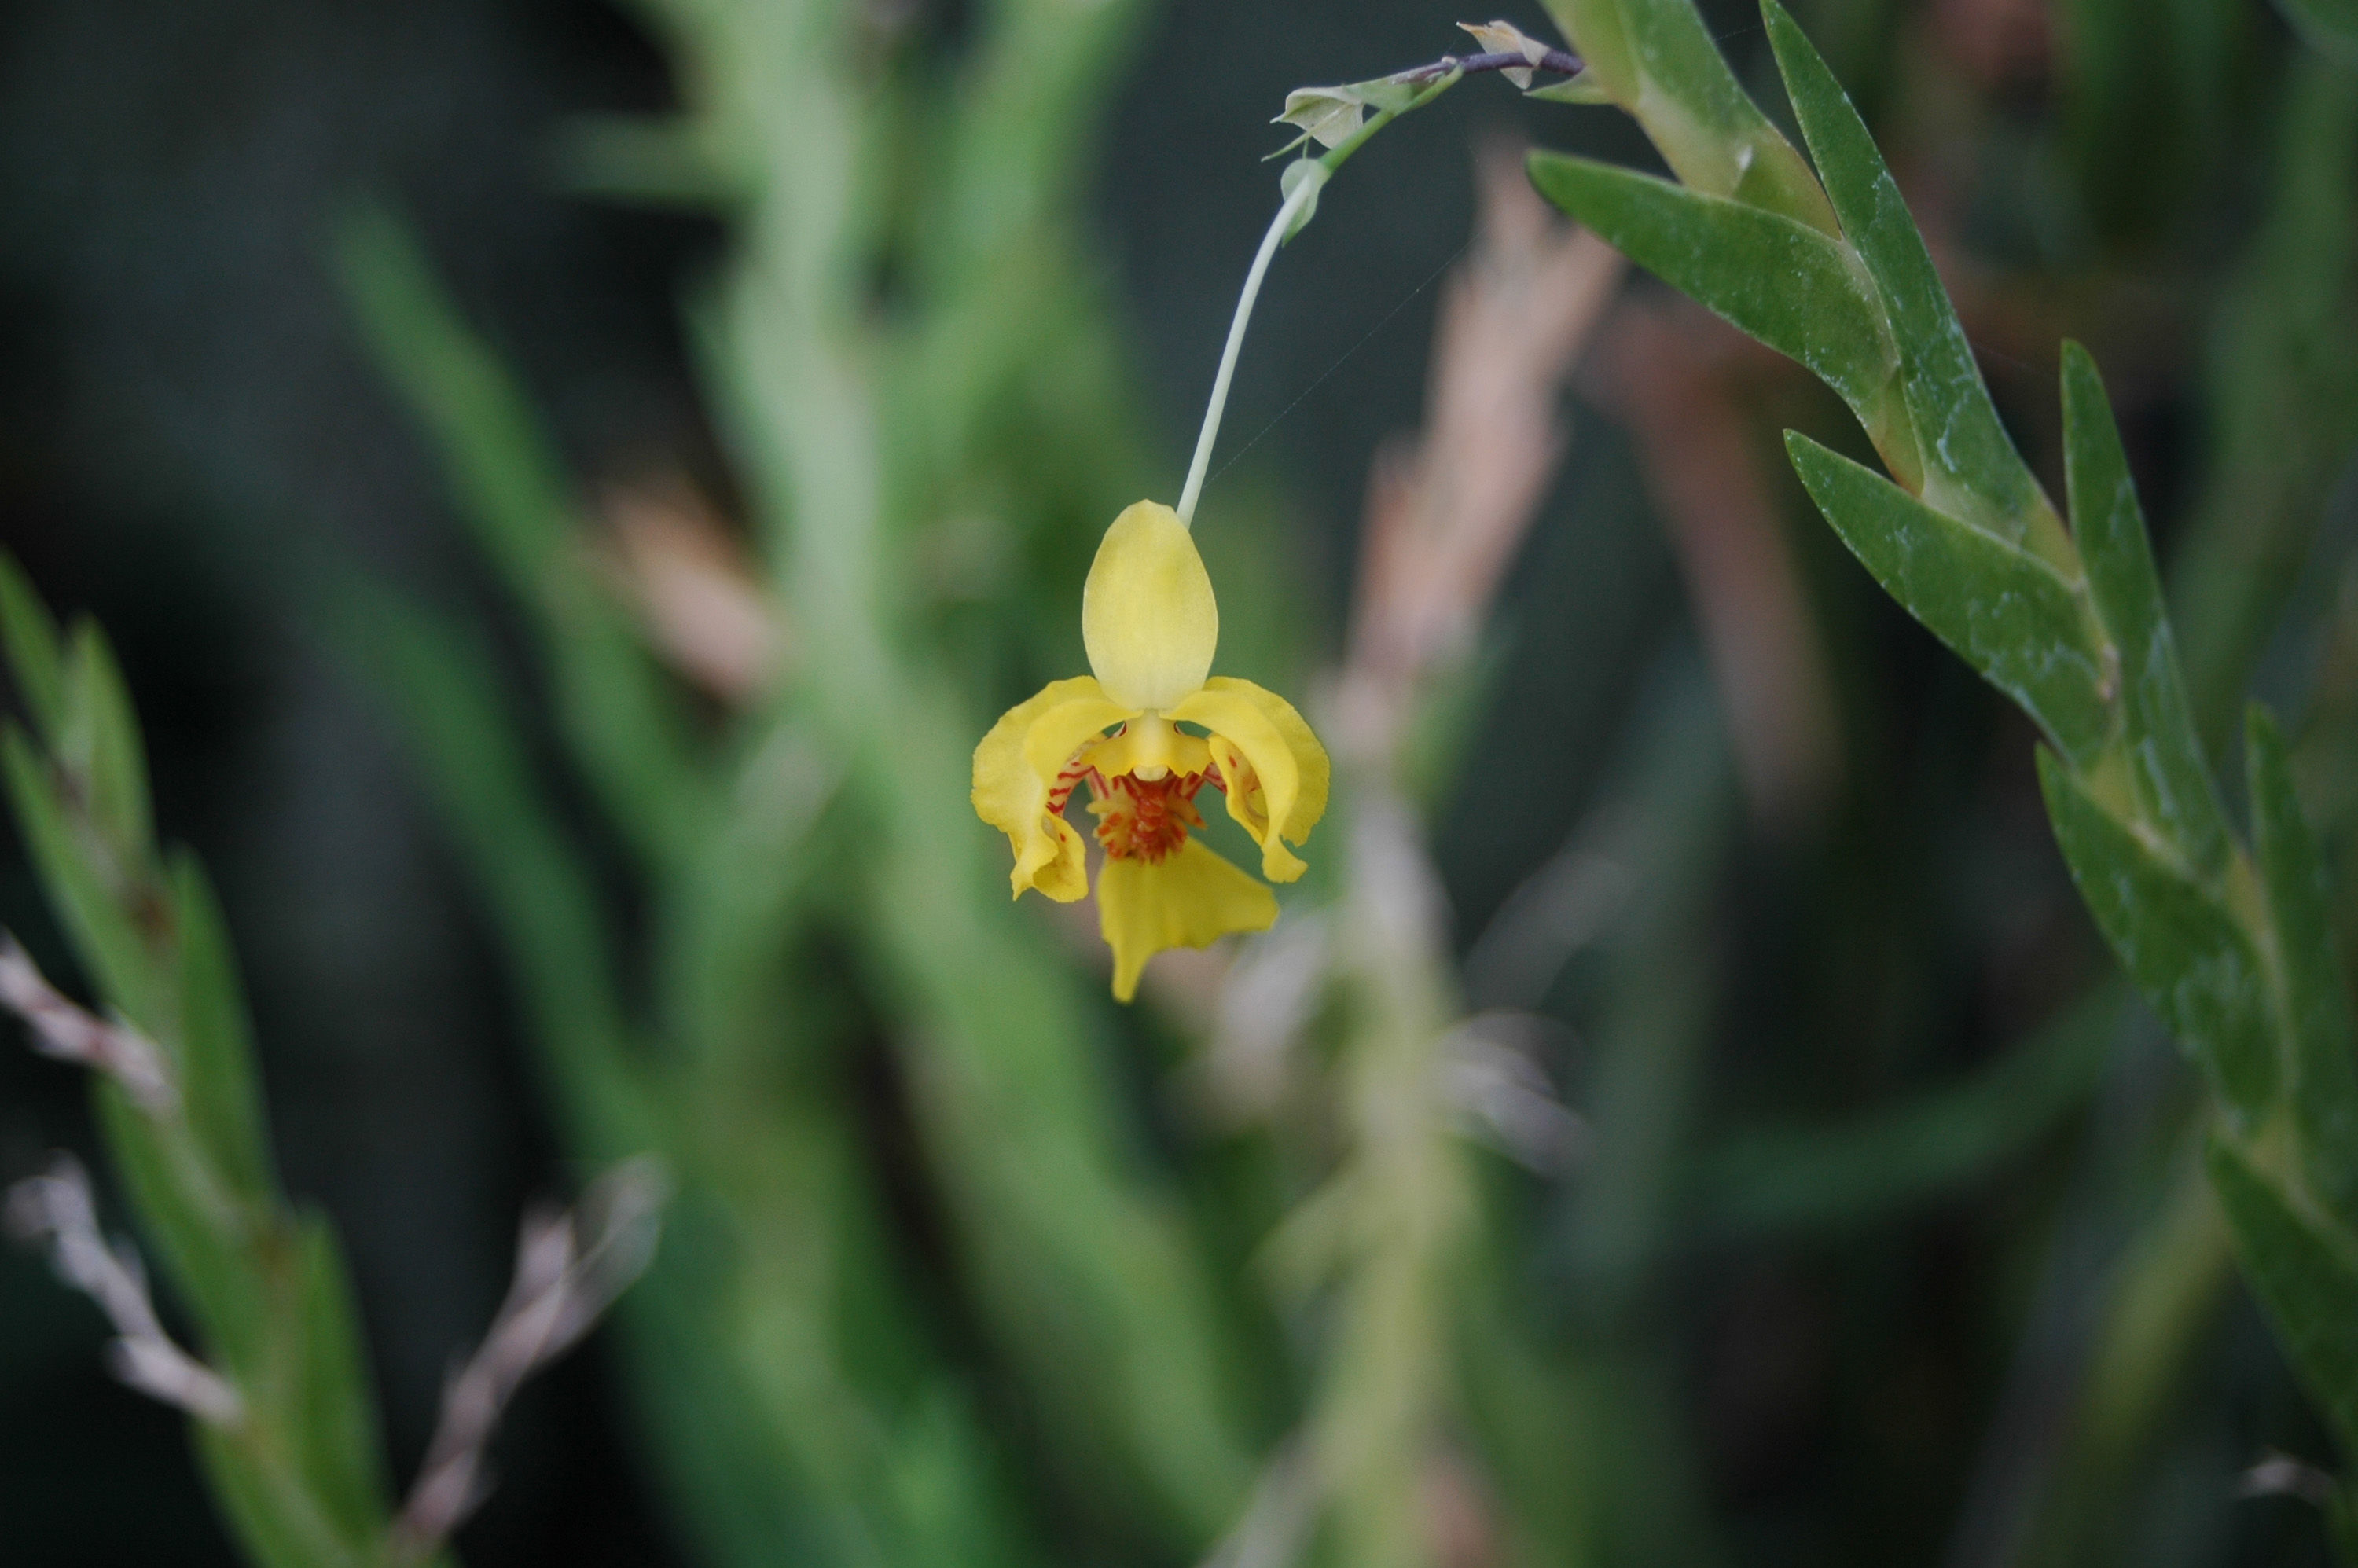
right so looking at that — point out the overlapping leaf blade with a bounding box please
[2209,1138,2358,1453]
[1761,0,2048,539]
[171,852,277,1205]
[2036,751,2276,1118]
[0,571,404,1566]
[2061,343,2226,871]
[294,1217,398,1542]
[1786,434,2113,766]
[0,725,156,1034]
[94,1079,274,1370]
[1523,152,1896,428]
[1537,0,1837,229]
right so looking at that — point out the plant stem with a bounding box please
[1177,171,1320,527]
[1391,48,1587,86]
[1177,64,1486,527]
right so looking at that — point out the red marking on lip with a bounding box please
[1089,770,1214,863]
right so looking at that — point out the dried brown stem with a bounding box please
[0,933,175,1111]
[389,1159,668,1560]
[6,1155,241,1422]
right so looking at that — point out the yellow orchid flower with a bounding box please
[973,501,1330,1001]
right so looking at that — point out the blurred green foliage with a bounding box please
[1537,0,2358,1555]
[0,567,414,1568]
[2,0,2356,1565]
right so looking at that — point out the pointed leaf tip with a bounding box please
[1765,0,2044,537]
[2061,340,2227,870]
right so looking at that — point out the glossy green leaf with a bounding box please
[1539,0,1636,94]
[1525,152,1895,430]
[2037,749,2275,1117]
[1787,433,2113,766]
[171,852,277,1206]
[0,552,65,742]
[2207,1137,2358,1454]
[2279,0,2358,61]
[2060,342,2227,871]
[2249,706,2358,1225]
[1762,0,2047,542]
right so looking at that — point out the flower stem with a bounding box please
[1177,171,1320,527]
[1175,69,1469,528]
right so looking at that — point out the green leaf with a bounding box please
[2171,57,2358,745]
[1762,0,2048,541]
[334,206,574,593]
[330,580,640,1142]
[1787,433,2114,767]
[1525,152,1897,432]
[2058,0,2244,244]
[1541,0,1838,232]
[0,552,65,742]
[2278,0,2358,62]
[292,1214,395,1541]
[2037,749,2276,1118]
[193,1424,369,1568]
[1541,0,1636,94]
[95,1084,274,1375]
[1272,76,1421,149]
[2,725,156,1026]
[61,622,156,874]
[2249,706,2358,1225]
[1273,86,1368,149]
[1279,157,1328,241]
[2060,342,2227,871]
[335,203,711,872]
[2207,1137,2358,1455]
[171,851,277,1206]
[557,115,744,211]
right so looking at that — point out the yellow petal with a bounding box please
[1082,501,1218,712]
[1097,839,1279,1001]
[1087,712,1213,782]
[1166,677,1331,883]
[972,675,1135,902]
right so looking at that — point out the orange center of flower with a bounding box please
[1088,771,1210,862]
[1049,732,1230,865]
